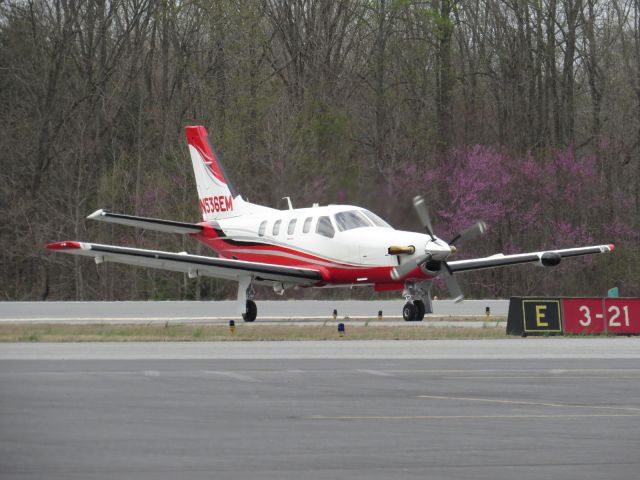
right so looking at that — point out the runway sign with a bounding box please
[507,297,640,336]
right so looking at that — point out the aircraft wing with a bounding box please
[447,244,614,273]
[46,241,324,285]
[87,209,203,234]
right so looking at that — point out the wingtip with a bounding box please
[46,241,82,251]
[608,244,615,252]
[87,209,106,220]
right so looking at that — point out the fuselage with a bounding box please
[190,204,450,288]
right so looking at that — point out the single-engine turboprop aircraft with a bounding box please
[47,125,615,321]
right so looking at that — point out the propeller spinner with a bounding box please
[390,195,487,302]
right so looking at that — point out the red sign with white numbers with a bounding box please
[562,298,640,334]
[562,298,606,334]
[603,299,640,334]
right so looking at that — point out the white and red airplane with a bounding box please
[47,125,615,321]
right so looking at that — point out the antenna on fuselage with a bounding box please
[282,196,293,210]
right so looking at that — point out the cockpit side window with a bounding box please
[334,210,371,231]
[361,210,393,228]
[316,216,335,238]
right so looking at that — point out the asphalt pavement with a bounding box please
[2,339,640,479]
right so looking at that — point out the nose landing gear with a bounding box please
[402,281,432,321]
[402,300,426,321]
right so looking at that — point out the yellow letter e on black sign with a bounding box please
[523,300,562,333]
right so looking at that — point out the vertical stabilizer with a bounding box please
[185,126,248,221]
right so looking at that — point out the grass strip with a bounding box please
[0,323,506,342]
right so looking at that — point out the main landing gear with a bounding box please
[402,281,433,321]
[243,300,257,322]
[238,277,258,322]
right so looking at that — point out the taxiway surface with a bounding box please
[0,299,507,324]
[2,339,640,479]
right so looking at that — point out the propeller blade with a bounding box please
[442,262,464,302]
[449,221,487,246]
[391,253,430,280]
[413,195,435,239]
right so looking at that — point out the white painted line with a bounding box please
[202,370,261,383]
[417,394,640,413]
[310,413,640,420]
[357,369,394,377]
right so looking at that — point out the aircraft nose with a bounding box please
[426,238,452,261]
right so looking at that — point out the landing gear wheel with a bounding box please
[242,300,257,322]
[402,302,417,322]
[413,300,426,321]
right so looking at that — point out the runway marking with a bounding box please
[357,369,394,377]
[391,368,640,375]
[201,370,261,383]
[416,394,640,413]
[439,375,640,380]
[310,413,640,421]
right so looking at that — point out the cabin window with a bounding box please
[316,216,335,238]
[287,218,297,235]
[303,217,313,233]
[258,220,267,237]
[334,210,371,231]
[362,209,392,228]
[272,219,282,236]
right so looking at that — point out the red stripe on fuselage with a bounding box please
[191,225,433,285]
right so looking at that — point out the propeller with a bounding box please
[448,220,487,246]
[441,263,464,303]
[413,195,435,239]
[391,253,431,280]
[390,195,487,302]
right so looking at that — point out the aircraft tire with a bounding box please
[402,302,417,321]
[242,300,257,322]
[413,300,426,321]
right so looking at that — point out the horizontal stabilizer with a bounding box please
[87,209,203,234]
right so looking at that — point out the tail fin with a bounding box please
[186,126,248,221]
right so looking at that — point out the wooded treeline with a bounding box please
[1,0,638,301]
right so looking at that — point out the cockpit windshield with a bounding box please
[334,210,372,232]
[361,209,392,228]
